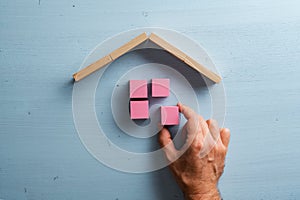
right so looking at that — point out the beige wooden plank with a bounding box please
[149,33,187,61]
[149,33,221,83]
[73,32,148,82]
[110,32,148,60]
[73,55,112,81]
[184,56,222,83]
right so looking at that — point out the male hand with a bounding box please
[158,103,230,200]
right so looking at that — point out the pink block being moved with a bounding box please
[129,80,148,98]
[152,79,170,97]
[161,106,179,125]
[130,100,149,119]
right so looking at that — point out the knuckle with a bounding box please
[214,143,226,153]
[199,116,205,123]
[191,141,203,151]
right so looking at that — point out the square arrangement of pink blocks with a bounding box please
[129,80,148,98]
[130,100,149,119]
[129,78,179,125]
[161,106,179,125]
[152,78,170,97]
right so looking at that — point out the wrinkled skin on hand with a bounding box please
[158,103,230,200]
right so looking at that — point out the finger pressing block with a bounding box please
[161,106,179,125]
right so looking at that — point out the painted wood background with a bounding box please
[1,0,300,199]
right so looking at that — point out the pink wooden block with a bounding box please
[130,100,149,119]
[161,106,179,125]
[129,80,148,98]
[152,79,170,97]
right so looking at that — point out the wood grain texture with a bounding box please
[73,32,148,81]
[73,55,112,81]
[1,0,300,199]
[110,32,148,60]
[149,33,222,83]
[149,33,187,60]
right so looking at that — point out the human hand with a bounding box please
[158,103,230,200]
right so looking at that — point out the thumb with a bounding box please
[158,127,177,161]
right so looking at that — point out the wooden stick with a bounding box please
[73,32,148,82]
[149,33,221,83]
[73,55,112,81]
[184,56,221,83]
[149,33,187,61]
[110,32,148,60]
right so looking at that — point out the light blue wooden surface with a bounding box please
[1,0,300,199]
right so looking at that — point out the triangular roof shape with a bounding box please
[73,32,221,83]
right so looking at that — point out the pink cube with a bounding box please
[161,106,179,125]
[129,80,148,98]
[152,79,170,97]
[130,100,149,119]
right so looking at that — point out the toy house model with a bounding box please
[72,32,222,125]
[129,78,179,125]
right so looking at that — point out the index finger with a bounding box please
[178,103,197,120]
